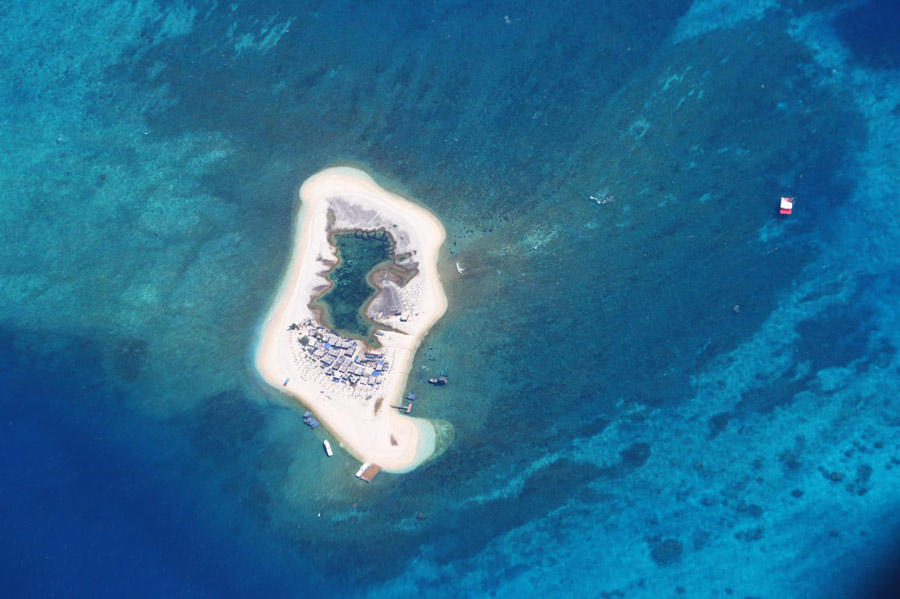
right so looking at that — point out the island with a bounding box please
[255,166,448,475]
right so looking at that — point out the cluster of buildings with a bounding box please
[289,318,390,389]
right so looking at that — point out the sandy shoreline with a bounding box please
[255,167,447,473]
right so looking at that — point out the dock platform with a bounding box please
[355,462,382,482]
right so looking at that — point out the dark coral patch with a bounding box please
[650,538,683,566]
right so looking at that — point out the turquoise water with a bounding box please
[314,232,393,340]
[2,0,900,597]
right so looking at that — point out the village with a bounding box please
[287,317,393,395]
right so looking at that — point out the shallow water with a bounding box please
[2,0,900,597]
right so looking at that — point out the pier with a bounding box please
[355,462,382,482]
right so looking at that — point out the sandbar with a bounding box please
[255,166,447,473]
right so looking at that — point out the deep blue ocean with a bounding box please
[2,1,900,597]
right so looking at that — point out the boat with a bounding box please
[456,261,465,274]
[323,440,333,457]
[303,410,320,429]
[405,393,417,401]
[428,375,448,386]
[780,196,794,215]
[283,378,289,386]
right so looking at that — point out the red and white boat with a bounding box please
[780,196,794,215]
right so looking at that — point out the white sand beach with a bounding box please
[255,167,447,473]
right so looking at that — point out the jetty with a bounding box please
[355,462,382,482]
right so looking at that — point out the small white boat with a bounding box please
[323,440,333,457]
[456,261,465,274]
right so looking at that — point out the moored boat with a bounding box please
[303,410,320,429]
[428,375,448,386]
[323,440,333,457]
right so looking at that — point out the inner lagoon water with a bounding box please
[315,233,393,340]
[2,1,900,598]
